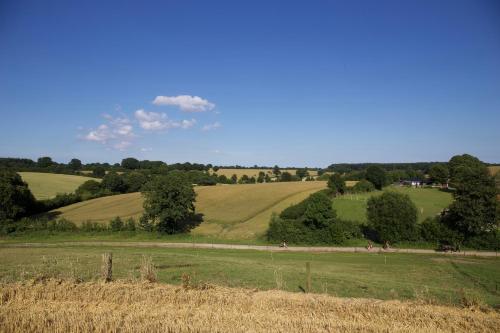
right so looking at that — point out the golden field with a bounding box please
[210,168,319,179]
[51,181,327,238]
[488,165,500,176]
[19,172,99,200]
[0,279,498,333]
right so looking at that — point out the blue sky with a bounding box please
[1,0,499,167]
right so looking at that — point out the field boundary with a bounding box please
[1,241,498,257]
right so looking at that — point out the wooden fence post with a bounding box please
[101,253,112,282]
[306,261,311,293]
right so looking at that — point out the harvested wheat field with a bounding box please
[0,279,498,333]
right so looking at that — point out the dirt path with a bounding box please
[1,241,498,257]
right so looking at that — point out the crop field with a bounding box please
[18,172,99,200]
[488,165,500,176]
[333,186,453,223]
[0,244,498,307]
[50,181,327,239]
[1,279,499,333]
[210,168,318,179]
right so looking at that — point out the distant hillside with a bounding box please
[49,181,327,239]
[19,172,99,200]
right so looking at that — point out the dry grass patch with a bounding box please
[0,279,498,333]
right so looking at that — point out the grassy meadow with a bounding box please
[50,181,327,239]
[0,244,498,306]
[333,186,453,223]
[19,172,98,200]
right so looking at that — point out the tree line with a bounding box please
[269,154,499,250]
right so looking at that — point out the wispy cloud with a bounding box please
[82,114,136,150]
[135,109,197,131]
[152,95,215,112]
[202,121,221,131]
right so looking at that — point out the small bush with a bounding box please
[124,218,136,231]
[47,218,77,232]
[109,217,124,232]
[352,180,375,193]
[81,221,107,232]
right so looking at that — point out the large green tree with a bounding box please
[296,168,309,179]
[121,157,140,170]
[367,192,418,242]
[365,166,387,190]
[75,180,102,198]
[443,155,498,237]
[101,172,127,193]
[448,154,484,187]
[141,173,198,234]
[280,172,293,182]
[303,192,336,229]
[123,171,148,192]
[0,171,37,222]
[68,158,82,171]
[428,163,449,186]
[37,156,53,168]
[327,174,346,195]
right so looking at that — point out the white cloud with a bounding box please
[140,147,153,152]
[84,124,112,142]
[179,119,196,129]
[83,114,136,150]
[135,109,197,131]
[135,109,169,130]
[114,141,132,151]
[152,95,215,112]
[202,121,221,131]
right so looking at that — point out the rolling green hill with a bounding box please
[19,172,99,200]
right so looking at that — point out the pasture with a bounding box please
[0,244,498,307]
[210,168,318,179]
[333,186,453,223]
[18,172,98,200]
[50,181,327,239]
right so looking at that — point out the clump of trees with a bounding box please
[367,192,418,242]
[365,166,387,190]
[140,173,202,234]
[351,180,375,193]
[0,171,37,223]
[327,174,346,195]
[267,191,361,244]
[438,154,499,249]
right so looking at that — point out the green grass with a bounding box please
[0,244,498,306]
[19,172,99,200]
[333,186,453,223]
